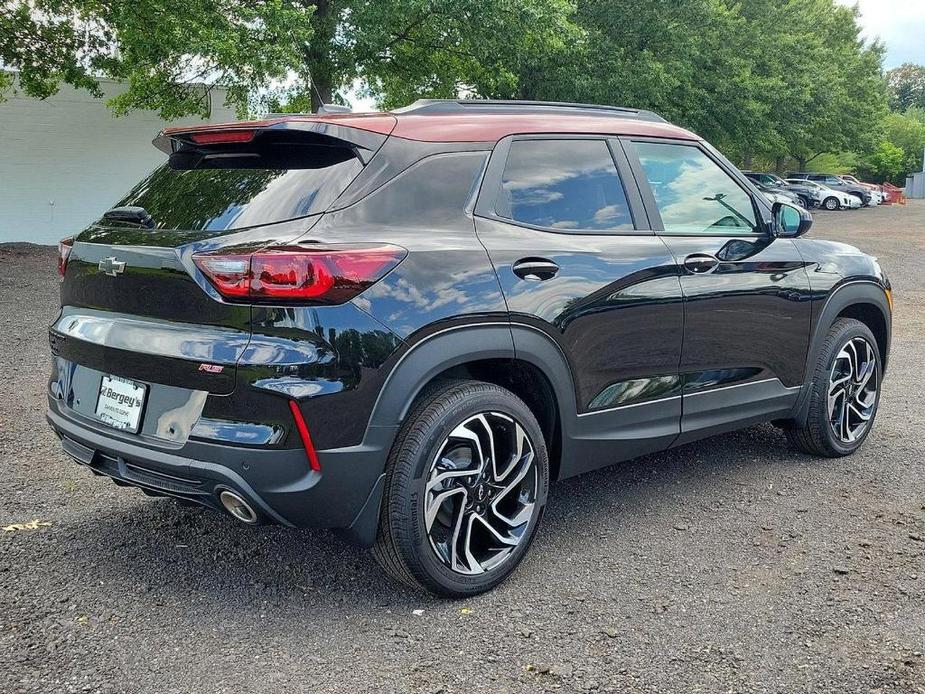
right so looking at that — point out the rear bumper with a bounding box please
[47,398,396,545]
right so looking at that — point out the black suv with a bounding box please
[49,100,891,596]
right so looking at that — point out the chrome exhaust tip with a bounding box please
[218,489,258,524]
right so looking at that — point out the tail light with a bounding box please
[57,237,74,278]
[192,244,406,304]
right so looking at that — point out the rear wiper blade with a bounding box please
[103,206,155,229]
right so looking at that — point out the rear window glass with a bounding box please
[107,143,362,231]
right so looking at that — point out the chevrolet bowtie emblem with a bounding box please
[98,257,126,276]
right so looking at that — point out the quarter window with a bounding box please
[633,142,758,234]
[496,139,633,231]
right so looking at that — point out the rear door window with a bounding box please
[496,139,633,231]
[631,141,758,235]
[106,141,362,231]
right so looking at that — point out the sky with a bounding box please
[836,0,925,68]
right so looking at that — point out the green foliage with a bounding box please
[857,141,906,184]
[886,63,925,112]
[846,110,925,184]
[273,0,581,112]
[363,0,579,109]
[495,0,886,170]
[0,0,891,177]
[0,1,106,99]
[803,152,860,175]
[1,0,314,118]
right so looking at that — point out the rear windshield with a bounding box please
[107,142,362,231]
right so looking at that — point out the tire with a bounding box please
[798,196,810,209]
[372,379,549,597]
[785,318,881,457]
[823,196,839,211]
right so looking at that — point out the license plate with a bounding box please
[94,375,147,433]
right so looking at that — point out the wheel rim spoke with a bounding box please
[828,336,878,444]
[424,487,466,533]
[425,463,479,495]
[459,512,483,574]
[423,411,538,576]
[449,497,472,573]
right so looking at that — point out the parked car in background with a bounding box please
[754,181,804,207]
[742,171,817,208]
[788,173,873,206]
[838,175,884,204]
[48,100,892,596]
[786,178,861,210]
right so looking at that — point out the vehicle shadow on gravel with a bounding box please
[61,423,804,611]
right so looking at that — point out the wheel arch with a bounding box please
[366,323,577,481]
[790,280,891,426]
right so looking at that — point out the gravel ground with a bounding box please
[1,202,924,694]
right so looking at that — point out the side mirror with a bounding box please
[772,201,812,237]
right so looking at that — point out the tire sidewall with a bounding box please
[824,197,838,210]
[397,385,549,596]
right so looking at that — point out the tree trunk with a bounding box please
[742,152,753,170]
[775,156,786,175]
[797,157,808,171]
[306,0,337,113]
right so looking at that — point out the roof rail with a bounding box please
[394,99,667,123]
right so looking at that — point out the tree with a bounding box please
[293,0,580,112]
[739,0,885,170]
[881,110,925,179]
[506,0,765,157]
[1,0,578,117]
[1,1,315,118]
[885,63,925,112]
[498,0,886,171]
[858,141,906,184]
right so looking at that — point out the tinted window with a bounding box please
[497,139,633,231]
[351,152,488,227]
[108,145,362,231]
[633,142,758,234]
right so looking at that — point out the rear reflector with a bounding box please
[57,237,74,278]
[189,130,256,145]
[193,244,406,304]
[288,400,321,472]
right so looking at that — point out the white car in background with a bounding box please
[839,175,885,204]
[786,179,861,210]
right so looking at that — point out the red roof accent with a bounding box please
[389,113,698,142]
[159,110,697,144]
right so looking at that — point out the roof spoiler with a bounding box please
[153,114,397,165]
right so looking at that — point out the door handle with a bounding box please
[512,258,560,281]
[683,254,720,274]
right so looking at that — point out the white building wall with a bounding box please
[0,77,238,244]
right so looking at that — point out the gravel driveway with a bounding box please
[1,203,924,694]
